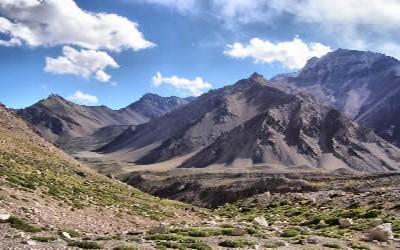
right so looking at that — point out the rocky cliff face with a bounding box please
[282,49,400,146]
[99,73,400,172]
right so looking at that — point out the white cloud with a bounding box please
[0,0,154,51]
[44,46,119,82]
[136,0,198,14]
[137,0,400,58]
[67,91,98,105]
[224,37,331,69]
[152,72,212,96]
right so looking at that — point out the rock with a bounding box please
[273,221,289,227]
[370,219,383,227]
[339,218,353,228]
[274,239,289,247]
[149,226,167,235]
[367,223,394,242]
[231,227,246,236]
[0,212,10,222]
[21,240,36,246]
[61,232,72,239]
[253,216,269,228]
[307,236,320,244]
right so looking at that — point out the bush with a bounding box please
[113,245,138,250]
[218,239,254,248]
[281,228,300,238]
[67,241,102,249]
[322,243,342,249]
[6,216,42,233]
[31,236,57,242]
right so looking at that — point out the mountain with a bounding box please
[17,93,191,152]
[280,49,400,146]
[98,73,400,172]
[0,103,200,248]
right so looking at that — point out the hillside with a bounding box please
[98,73,400,172]
[17,93,191,152]
[0,104,202,249]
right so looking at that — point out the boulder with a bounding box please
[61,232,72,239]
[370,219,383,227]
[253,216,269,228]
[273,221,289,227]
[339,218,353,228]
[307,236,320,244]
[231,227,246,236]
[21,240,36,246]
[367,223,394,242]
[0,212,10,222]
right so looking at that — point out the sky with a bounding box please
[1,0,400,109]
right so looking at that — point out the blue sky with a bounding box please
[1,0,399,109]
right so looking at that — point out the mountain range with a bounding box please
[16,49,400,173]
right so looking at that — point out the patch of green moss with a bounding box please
[6,216,42,233]
[113,245,138,250]
[31,236,57,242]
[67,241,103,249]
[218,239,255,248]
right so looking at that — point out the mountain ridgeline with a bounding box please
[17,93,191,152]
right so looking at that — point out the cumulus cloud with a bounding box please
[44,46,119,82]
[67,90,99,105]
[0,0,154,51]
[224,37,331,69]
[152,72,212,96]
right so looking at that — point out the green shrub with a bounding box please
[348,242,371,250]
[218,239,254,248]
[31,236,57,242]
[322,242,342,249]
[113,245,138,250]
[281,228,300,238]
[67,241,102,249]
[6,216,42,233]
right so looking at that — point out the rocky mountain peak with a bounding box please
[298,49,399,83]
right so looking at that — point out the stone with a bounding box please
[0,212,10,222]
[274,239,289,247]
[370,219,383,227]
[273,221,289,227]
[367,223,394,242]
[21,240,36,246]
[339,218,353,228]
[61,232,72,239]
[307,236,320,244]
[253,216,269,228]
[231,227,246,236]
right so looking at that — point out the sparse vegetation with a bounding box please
[67,240,103,249]
[218,239,255,248]
[5,216,42,233]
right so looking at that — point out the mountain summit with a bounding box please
[280,49,400,145]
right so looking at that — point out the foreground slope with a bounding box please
[99,74,400,172]
[18,93,190,152]
[0,104,200,248]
